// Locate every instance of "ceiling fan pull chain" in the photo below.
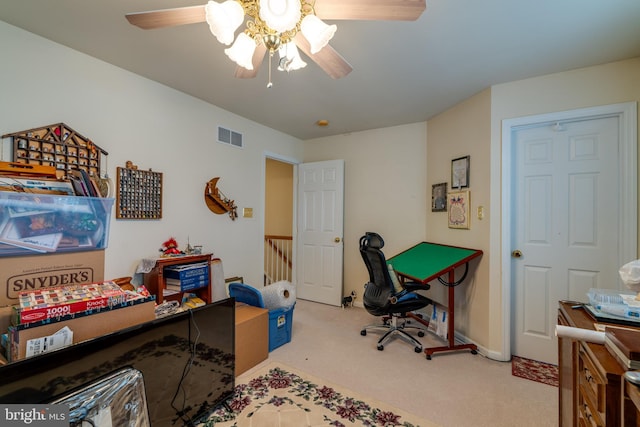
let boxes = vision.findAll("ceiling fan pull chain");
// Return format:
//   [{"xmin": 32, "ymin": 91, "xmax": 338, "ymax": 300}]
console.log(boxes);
[{"xmin": 267, "ymin": 50, "xmax": 274, "ymax": 88}]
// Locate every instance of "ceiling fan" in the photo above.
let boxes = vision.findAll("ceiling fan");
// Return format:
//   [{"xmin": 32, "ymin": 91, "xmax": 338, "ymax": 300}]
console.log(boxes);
[{"xmin": 126, "ymin": 0, "xmax": 426, "ymax": 84}]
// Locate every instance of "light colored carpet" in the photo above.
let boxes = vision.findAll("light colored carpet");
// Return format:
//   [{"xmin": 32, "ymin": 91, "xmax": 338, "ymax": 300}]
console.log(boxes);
[
  {"xmin": 249, "ymin": 299, "xmax": 558, "ymax": 427},
  {"xmin": 202, "ymin": 361, "xmax": 438, "ymax": 426}
]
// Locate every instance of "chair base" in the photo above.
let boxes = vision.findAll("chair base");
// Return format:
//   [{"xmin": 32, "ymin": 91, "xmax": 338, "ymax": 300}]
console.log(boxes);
[{"xmin": 361, "ymin": 315, "xmax": 426, "ymax": 353}]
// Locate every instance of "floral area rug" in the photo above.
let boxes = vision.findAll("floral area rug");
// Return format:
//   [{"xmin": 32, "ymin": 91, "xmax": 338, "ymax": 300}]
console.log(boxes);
[
  {"xmin": 200, "ymin": 362, "xmax": 439, "ymax": 427},
  {"xmin": 511, "ymin": 355, "xmax": 559, "ymax": 387}
]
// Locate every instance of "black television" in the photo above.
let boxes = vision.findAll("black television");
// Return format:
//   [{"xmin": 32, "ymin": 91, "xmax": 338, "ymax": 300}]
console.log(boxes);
[{"xmin": 0, "ymin": 298, "xmax": 235, "ymax": 426}]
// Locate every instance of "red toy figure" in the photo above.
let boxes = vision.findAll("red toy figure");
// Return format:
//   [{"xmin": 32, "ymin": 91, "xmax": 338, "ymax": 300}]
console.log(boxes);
[{"xmin": 160, "ymin": 237, "xmax": 182, "ymax": 256}]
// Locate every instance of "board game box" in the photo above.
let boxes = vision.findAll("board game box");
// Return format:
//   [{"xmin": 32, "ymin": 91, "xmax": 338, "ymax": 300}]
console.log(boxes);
[{"xmin": 13, "ymin": 281, "xmax": 127, "ymax": 325}]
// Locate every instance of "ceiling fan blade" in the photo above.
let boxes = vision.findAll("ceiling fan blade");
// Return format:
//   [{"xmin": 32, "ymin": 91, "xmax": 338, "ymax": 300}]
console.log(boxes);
[
  {"xmin": 294, "ymin": 34, "xmax": 353, "ymax": 79},
  {"xmin": 126, "ymin": 5, "xmax": 206, "ymax": 30},
  {"xmin": 234, "ymin": 44, "xmax": 268, "ymax": 79},
  {"xmin": 315, "ymin": 0, "xmax": 426, "ymax": 21}
]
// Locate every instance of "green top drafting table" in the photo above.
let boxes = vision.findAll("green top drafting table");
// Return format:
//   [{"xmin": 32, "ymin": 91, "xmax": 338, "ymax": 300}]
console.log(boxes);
[{"xmin": 387, "ymin": 242, "xmax": 483, "ymax": 359}]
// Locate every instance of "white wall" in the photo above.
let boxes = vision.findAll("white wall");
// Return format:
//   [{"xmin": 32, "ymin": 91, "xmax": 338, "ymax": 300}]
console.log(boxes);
[
  {"xmin": 303, "ymin": 123, "xmax": 428, "ymax": 301},
  {"xmin": 0, "ymin": 21, "xmax": 304, "ymax": 286}
]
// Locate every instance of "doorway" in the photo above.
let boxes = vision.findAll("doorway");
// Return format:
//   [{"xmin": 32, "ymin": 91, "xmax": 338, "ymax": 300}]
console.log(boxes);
[
  {"xmin": 264, "ymin": 156, "xmax": 345, "ymax": 306},
  {"xmin": 501, "ymin": 102, "xmax": 637, "ymax": 364},
  {"xmin": 264, "ymin": 158, "xmax": 295, "ymax": 285}
]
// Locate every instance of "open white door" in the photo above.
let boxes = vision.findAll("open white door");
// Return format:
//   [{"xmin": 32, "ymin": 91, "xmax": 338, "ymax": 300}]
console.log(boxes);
[{"xmin": 296, "ymin": 160, "xmax": 344, "ymax": 306}]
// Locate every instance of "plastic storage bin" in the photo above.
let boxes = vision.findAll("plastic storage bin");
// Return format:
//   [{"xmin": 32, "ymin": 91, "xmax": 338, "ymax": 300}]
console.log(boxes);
[
  {"xmin": 0, "ymin": 191, "xmax": 114, "ymax": 257},
  {"xmin": 229, "ymin": 282, "xmax": 294, "ymax": 351},
  {"xmin": 268, "ymin": 304, "xmax": 294, "ymax": 351},
  {"xmin": 228, "ymin": 282, "xmax": 265, "ymax": 307}
]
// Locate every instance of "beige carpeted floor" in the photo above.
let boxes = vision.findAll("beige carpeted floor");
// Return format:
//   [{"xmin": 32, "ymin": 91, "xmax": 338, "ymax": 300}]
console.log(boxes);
[
  {"xmin": 240, "ymin": 299, "xmax": 558, "ymax": 427},
  {"xmin": 206, "ymin": 361, "xmax": 438, "ymax": 426}
]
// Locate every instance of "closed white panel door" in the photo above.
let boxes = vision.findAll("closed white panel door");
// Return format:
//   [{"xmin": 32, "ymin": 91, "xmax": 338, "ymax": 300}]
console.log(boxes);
[
  {"xmin": 296, "ymin": 160, "xmax": 344, "ymax": 306},
  {"xmin": 512, "ymin": 116, "xmax": 619, "ymax": 364}
]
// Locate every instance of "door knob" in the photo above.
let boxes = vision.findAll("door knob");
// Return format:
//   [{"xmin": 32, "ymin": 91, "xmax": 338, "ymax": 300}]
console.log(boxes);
[
  {"xmin": 512, "ymin": 250, "xmax": 523, "ymax": 258},
  {"xmin": 334, "ymin": 237, "xmax": 341, "ymax": 243}
]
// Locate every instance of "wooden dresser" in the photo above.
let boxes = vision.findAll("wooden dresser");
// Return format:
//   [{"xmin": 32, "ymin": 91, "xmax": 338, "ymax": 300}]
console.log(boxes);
[{"xmin": 558, "ymin": 302, "xmax": 632, "ymax": 426}]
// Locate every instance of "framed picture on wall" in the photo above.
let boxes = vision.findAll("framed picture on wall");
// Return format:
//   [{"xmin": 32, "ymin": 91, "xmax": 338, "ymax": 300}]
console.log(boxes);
[
  {"xmin": 431, "ymin": 182, "xmax": 447, "ymax": 212},
  {"xmin": 451, "ymin": 155, "xmax": 470, "ymax": 189},
  {"xmin": 448, "ymin": 190, "xmax": 470, "ymax": 229}
]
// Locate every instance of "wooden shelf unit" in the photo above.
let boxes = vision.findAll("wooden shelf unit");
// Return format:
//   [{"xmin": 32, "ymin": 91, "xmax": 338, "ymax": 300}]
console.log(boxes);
[
  {"xmin": 143, "ymin": 254, "xmax": 213, "ymax": 305},
  {"xmin": 3, "ymin": 123, "xmax": 107, "ymax": 179}
]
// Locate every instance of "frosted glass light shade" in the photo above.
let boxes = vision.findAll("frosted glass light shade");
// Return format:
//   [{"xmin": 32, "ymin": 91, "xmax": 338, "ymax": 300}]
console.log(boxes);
[
  {"xmin": 259, "ymin": 0, "xmax": 302, "ymax": 33},
  {"xmin": 300, "ymin": 15, "xmax": 337, "ymax": 54},
  {"xmin": 278, "ymin": 42, "xmax": 307, "ymax": 71},
  {"xmin": 205, "ymin": 0, "xmax": 245, "ymax": 45},
  {"xmin": 224, "ymin": 33, "xmax": 257, "ymax": 70}
]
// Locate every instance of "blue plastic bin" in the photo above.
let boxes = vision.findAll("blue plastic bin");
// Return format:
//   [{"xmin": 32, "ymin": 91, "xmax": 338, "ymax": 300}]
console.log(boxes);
[
  {"xmin": 268, "ymin": 304, "xmax": 294, "ymax": 351},
  {"xmin": 228, "ymin": 282, "xmax": 294, "ymax": 351},
  {"xmin": 228, "ymin": 282, "xmax": 264, "ymax": 307}
]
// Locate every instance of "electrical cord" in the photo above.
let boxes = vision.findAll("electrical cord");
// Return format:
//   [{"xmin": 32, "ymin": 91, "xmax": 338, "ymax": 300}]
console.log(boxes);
[{"xmin": 170, "ymin": 308, "xmax": 201, "ymax": 426}]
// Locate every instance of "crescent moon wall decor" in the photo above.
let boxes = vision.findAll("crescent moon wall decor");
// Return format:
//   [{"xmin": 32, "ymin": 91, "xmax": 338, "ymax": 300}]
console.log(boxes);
[{"xmin": 204, "ymin": 177, "xmax": 238, "ymax": 220}]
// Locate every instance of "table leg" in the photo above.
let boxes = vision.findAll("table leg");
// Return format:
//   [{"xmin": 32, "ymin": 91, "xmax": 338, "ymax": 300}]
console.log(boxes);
[{"xmin": 424, "ymin": 269, "xmax": 478, "ymax": 359}]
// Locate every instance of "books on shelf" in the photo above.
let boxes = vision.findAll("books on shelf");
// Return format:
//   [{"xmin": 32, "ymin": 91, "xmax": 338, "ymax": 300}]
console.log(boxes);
[
  {"xmin": 182, "ymin": 296, "xmax": 206, "ymax": 310},
  {"xmin": 164, "ymin": 262, "xmax": 209, "ymax": 292},
  {"xmin": 604, "ymin": 326, "xmax": 640, "ymax": 369}
]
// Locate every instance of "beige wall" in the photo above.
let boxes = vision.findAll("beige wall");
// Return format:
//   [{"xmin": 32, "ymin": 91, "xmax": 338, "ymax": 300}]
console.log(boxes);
[
  {"xmin": 304, "ymin": 123, "xmax": 428, "ymax": 302},
  {"xmin": 425, "ymin": 88, "xmax": 492, "ymax": 345},
  {"xmin": 485, "ymin": 57, "xmax": 640, "ymax": 357},
  {"xmin": 0, "ymin": 22, "xmax": 304, "ymax": 288},
  {"xmin": 265, "ymin": 159, "xmax": 293, "ymax": 236},
  {"xmin": 309, "ymin": 57, "xmax": 639, "ymax": 360}
]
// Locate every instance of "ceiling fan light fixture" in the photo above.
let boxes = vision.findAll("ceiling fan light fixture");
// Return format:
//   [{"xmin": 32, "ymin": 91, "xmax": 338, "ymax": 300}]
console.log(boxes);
[
  {"xmin": 259, "ymin": 0, "xmax": 302, "ymax": 33},
  {"xmin": 205, "ymin": 0, "xmax": 245, "ymax": 45},
  {"xmin": 278, "ymin": 42, "xmax": 307, "ymax": 72},
  {"xmin": 300, "ymin": 15, "xmax": 337, "ymax": 54},
  {"xmin": 224, "ymin": 32, "xmax": 257, "ymax": 70}
]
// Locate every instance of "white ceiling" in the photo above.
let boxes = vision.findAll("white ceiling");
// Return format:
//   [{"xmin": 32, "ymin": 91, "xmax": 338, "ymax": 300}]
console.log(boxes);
[{"xmin": 2, "ymin": 0, "xmax": 640, "ymax": 140}]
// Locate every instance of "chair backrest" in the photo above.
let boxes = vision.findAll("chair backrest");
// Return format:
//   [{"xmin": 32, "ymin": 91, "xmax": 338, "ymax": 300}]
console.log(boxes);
[{"xmin": 359, "ymin": 232, "xmax": 394, "ymax": 316}]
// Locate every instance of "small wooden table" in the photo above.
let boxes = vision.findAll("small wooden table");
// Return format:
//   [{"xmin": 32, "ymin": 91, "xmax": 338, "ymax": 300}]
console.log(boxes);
[{"xmin": 387, "ymin": 242, "xmax": 483, "ymax": 359}]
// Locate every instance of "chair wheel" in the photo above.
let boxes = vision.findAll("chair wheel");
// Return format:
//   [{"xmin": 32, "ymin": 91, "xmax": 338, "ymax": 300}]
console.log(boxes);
[
  {"xmin": 471, "ymin": 349, "xmax": 478, "ymax": 355},
  {"xmin": 426, "ymin": 354, "xmax": 432, "ymax": 360},
  {"xmin": 361, "ymin": 330, "xmax": 366, "ymax": 336},
  {"xmin": 414, "ymin": 346, "xmax": 422, "ymax": 353},
  {"xmin": 377, "ymin": 344, "xmax": 384, "ymax": 351},
  {"xmin": 418, "ymin": 331, "xmax": 425, "ymax": 337}
]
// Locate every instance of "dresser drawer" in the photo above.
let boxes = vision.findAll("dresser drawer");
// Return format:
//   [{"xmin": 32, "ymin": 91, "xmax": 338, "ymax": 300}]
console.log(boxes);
[{"xmin": 578, "ymin": 382, "xmax": 603, "ymax": 427}]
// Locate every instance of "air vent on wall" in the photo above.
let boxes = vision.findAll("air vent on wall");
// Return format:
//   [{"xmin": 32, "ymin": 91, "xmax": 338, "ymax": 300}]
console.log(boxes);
[{"xmin": 217, "ymin": 126, "xmax": 243, "ymax": 148}]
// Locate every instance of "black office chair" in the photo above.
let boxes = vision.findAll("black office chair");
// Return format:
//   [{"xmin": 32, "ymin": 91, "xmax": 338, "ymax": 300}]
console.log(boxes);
[{"xmin": 359, "ymin": 232, "xmax": 432, "ymax": 352}]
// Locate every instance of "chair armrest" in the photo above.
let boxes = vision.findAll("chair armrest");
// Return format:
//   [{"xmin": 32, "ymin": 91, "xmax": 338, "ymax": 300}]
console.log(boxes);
[{"xmin": 402, "ymin": 281, "xmax": 430, "ymax": 292}]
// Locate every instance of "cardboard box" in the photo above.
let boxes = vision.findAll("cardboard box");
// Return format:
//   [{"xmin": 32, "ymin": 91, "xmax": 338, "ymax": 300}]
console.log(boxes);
[
  {"xmin": 0, "ymin": 250, "xmax": 105, "ymax": 307},
  {"xmin": 8, "ymin": 299, "xmax": 156, "ymax": 361},
  {"xmin": 235, "ymin": 302, "xmax": 268, "ymax": 376}
]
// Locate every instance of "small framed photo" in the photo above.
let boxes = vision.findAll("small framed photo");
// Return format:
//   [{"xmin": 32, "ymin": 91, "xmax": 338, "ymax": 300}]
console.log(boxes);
[
  {"xmin": 451, "ymin": 155, "xmax": 470, "ymax": 189},
  {"xmin": 431, "ymin": 182, "xmax": 447, "ymax": 212},
  {"xmin": 448, "ymin": 190, "xmax": 470, "ymax": 229}
]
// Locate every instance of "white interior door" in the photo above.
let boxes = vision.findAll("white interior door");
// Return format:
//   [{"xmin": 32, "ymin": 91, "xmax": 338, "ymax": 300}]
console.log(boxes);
[
  {"xmin": 296, "ymin": 160, "xmax": 344, "ymax": 306},
  {"xmin": 511, "ymin": 116, "xmax": 621, "ymax": 364}
]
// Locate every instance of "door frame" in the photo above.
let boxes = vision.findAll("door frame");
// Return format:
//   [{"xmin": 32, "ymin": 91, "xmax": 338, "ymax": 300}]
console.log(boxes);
[{"xmin": 500, "ymin": 102, "xmax": 637, "ymax": 359}]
